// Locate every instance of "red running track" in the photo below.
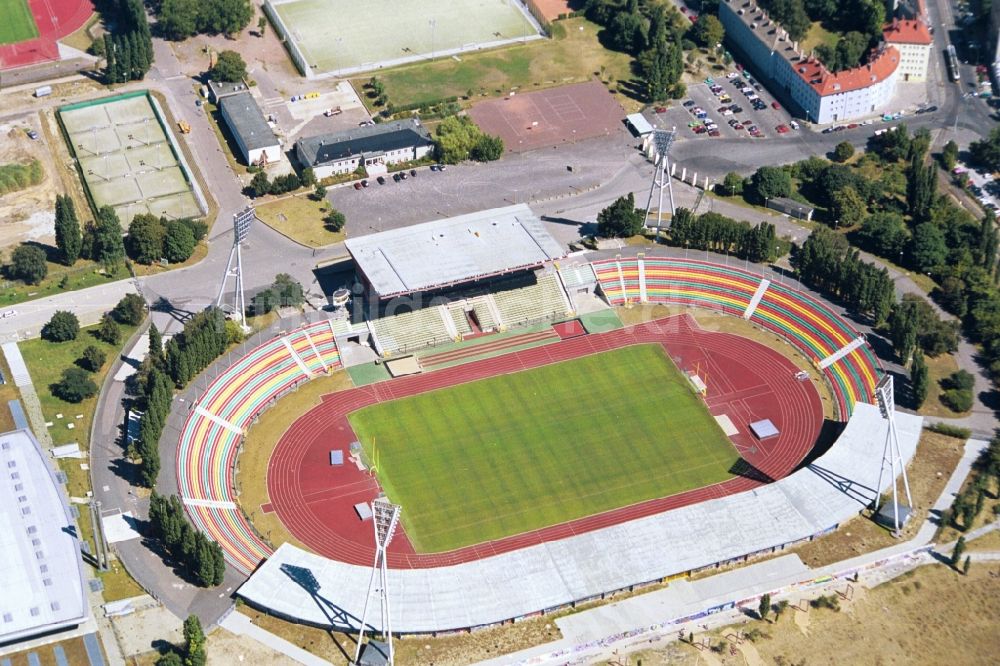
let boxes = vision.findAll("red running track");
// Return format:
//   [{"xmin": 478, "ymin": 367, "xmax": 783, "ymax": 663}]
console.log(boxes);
[
  {"xmin": 266, "ymin": 315, "xmax": 823, "ymax": 569},
  {"xmin": 0, "ymin": 0, "xmax": 94, "ymax": 69}
]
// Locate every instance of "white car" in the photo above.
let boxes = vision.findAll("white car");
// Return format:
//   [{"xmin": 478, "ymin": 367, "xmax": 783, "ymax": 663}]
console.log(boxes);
[{"xmin": 789, "ymin": 120, "xmax": 800, "ymax": 130}]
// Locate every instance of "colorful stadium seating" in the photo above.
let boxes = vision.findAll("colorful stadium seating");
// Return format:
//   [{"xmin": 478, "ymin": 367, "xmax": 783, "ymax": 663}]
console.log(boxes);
[
  {"xmin": 591, "ymin": 257, "xmax": 882, "ymax": 417},
  {"xmin": 176, "ymin": 320, "xmax": 342, "ymax": 574}
]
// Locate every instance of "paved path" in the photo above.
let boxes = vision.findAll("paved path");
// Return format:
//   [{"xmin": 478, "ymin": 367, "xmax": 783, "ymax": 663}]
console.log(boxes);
[
  {"xmin": 219, "ymin": 611, "xmax": 332, "ymax": 666},
  {"xmin": 0, "ymin": 280, "xmax": 139, "ymax": 342}
]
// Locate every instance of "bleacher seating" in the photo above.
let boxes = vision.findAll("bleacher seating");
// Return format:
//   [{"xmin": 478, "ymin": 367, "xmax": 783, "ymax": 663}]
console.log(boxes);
[
  {"xmin": 471, "ymin": 298, "xmax": 498, "ymax": 332},
  {"xmin": 492, "ymin": 274, "xmax": 571, "ymax": 327},
  {"xmin": 558, "ymin": 263, "xmax": 598, "ymax": 291},
  {"xmin": 590, "ymin": 256, "xmax": 882, "ymax": 418},
  {"xmin": 371, "ymin": 307, "xmax": 451, "ymax": 355},
  {"xmin": 448, "ymin": 305, "xmax": 474, "ymax": 337},
  {"xmin": 176, "ymin": 319, "xmax": 342, "ymax": 574}
]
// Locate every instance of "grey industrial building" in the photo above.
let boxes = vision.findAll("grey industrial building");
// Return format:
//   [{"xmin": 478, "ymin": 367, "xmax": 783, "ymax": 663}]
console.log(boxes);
[{"xmin": 294, "ymin": 119, "xmax": 434, "ymax": 179}]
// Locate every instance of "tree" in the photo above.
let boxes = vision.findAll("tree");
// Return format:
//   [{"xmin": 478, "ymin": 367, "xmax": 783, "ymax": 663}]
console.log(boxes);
[
  {"xmin": 910, "ymin": 222, "xmax": 948, "ymax": 273},
  {"xmin": 434, "ymin": 116, "xmax": 484, "ymax": 163},
  {"xmin": 969, "ymin": 127, "xmax": 1000, "ymax": 172},
  {"xmin": 692, "ymin": 14, "xmax": 724, "ymax": 47},
  {"xmin": 42, "ymin": 311, "xmax": 80, "ymax": 342},
  {"xmin": 833, "ymin": 141, "xmax": 855, "ymax": 162},
  {"xmin": 98, "ymin": 312, "xmax": 122, "ymax": 345},
  {"xmin": 324, "ymin": 209, "xmax": 346, "ymax": 232},
  {"xmin": 126, "ymin": 213, "xmax": 166, "ymax": 264},
  {"xmin": 251, "ymin": 287, "xmax": 279, "ymax": 315},
  {"xmin": 722, "ymin": 172, "xmax": 744, "ymax": 196},
  {"xmin": 257, "ymin": 15, "xmax": 266, "ymax": 37},
  {"xmin": 597, "ymin": 193, "xmax": 644, "ymax": 238},
  {"xmin": 93, "ymin": 207, "xmax": 126, "ymax": 272},
  {"xmin": 907, "ymin": 155, "xmax": 936, "ymax": 224},
  {"xmin": 749, "ymin": 166, "xmax": 791, "ymax": 202},
  {"xmin": 910, "ymin": 350, "xmax": 928, "ymax": 408},
  {"xmin": 156, "ymin": 653, "xmax": 183, "ymax": 666},
  {"xmin": 470, "ymin": 134, "xmax": 504, "ymax": 161},
  {"xmin": 940, "ymin": 140, "xmax": 959, "ymax": 171},
  {"xmin": 149, "ymin": 322, "xmax": 164, "ymax": 365},
  {"xmin": 54, "ymin": 195, "xmax": 82, "ymax": 265},
  {"xmin": 183, "ymin": 614, "xmax": 206, "ymax": 657},
  {"xmin": 54, "ymin": 367, "xmax": 98, "ymax": 402},
  {"xmin": 830, "ymin": 186, "xmax": 866, "ymax": 228},
  {"xmin": 207, "ymin": 49, "xmax": 246, "ymax": 82},
  {"xmin": 272, "ymin": 273, "xmax": 305, "ymax": 308},
  {"xmin": 758, "ymin": 593, "xmax": 771, "ymax": 621},
  {"xmin": 310, "ymin": 184, "xmax": 327, "ymax": 201},
  {"xmin": 81, "ymin": 345, "xmax": 107, "ymax": 372},
  {"xmin": 8, "ymin": 244, "xmax": 48, "ymax": 285},
  {"xmin": 113, "ymin": 293, "xmax": 147, "ymax": 325},
  {"xmin": 249, "ymin": 171, "xmax": 270, "ymax": 198},
  {"xmin": 211, "ymin": 541, "xmax": 226, "ymax": 585},
  {"xmin": 857, "ymin": 212, "xmax": 909, "ymax": 257},
  {"xmin": 300, "ymin": 167, "xmax": 316, "ymax": 187},
  {"xmin": 951, "ymin": 535, "xmax": 966, "ymax": 567},
  {"xmin": 775, "ymin": 599, "xmax": 790, "ymax": 620},
  {"xmin": 163, "ymin": 220, "xmax": 197, "ymax": 263}
]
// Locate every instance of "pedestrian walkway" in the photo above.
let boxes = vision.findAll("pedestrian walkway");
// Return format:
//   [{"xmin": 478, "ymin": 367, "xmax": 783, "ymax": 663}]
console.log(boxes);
[{"xmin": 219, "ymin": 611, "xmax": 331, "ymax": 666}]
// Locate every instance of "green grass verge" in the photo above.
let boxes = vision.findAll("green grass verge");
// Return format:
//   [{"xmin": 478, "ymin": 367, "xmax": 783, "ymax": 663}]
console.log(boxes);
[
  {"xmin": 356, "ymin": 17, "xmax": 635, "ymax": 109},
  {"xmin": 578, "ymin": 309, "xmax": 624, "ymax": 333},
  {"xmin": 20, "ymin": 320, "xmax": 139, "ymax": 450},
  {"xmin": 349, "ymin": 344, "xmax": 737, "ymax": 552},
  {"xmin": 0, "ymin": 0, "xmax": 39, "ymax": 45},
  {"xmin": 0, "ymin": 261, "xmax": 128, "ymax": 308}
]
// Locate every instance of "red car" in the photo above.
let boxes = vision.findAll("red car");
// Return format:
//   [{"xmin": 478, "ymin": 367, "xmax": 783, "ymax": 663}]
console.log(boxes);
[
  {"xmin": 771, "ymin": 101, "xmax": 781, "ymax": 110},
  {"xmin": 353, "ymin": 182, "xmax": 362, "ymax": 190},
  {"xmin": 776, "ymin": 124, "xmax": 789, "ymax": 134},
  {"xmin": 708, "ymin": 130, "xmax": 721, "ymax": 137},
  {"xmin": 654, "ymin": 106, "xmax": 667, "ymax": 113}
]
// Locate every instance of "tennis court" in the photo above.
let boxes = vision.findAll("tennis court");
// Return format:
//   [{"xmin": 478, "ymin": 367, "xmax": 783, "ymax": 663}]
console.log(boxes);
[
  {"xmin": 59, "ymin": 93, "xmax": 202, "ymax": 226},
  {"xmin": 266, "ymin": 0, "xmax": 543, "ymax": 77}
]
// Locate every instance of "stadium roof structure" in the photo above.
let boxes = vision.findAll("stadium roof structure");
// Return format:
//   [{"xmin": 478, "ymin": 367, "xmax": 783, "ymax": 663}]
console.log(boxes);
[
  {"xmin": 345, "ymin": 204, "xmax": 566, "ymax": 299},
  {"xmin": 0, "ymin": 429, "xmax": 87, "ymax": 644},
  {"xmin": 238, "ymin": 403, "xmax": 922, "ymax": 633}
]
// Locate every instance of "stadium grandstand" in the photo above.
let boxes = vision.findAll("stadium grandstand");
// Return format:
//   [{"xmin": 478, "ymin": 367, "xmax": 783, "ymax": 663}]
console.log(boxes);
[
  {"xmin": 589, "ymin": 256, "xmax": 882, "ymax": 418},
  {"xmin": 0, "ymin": 429, "xmax": 88, "ymax": 644}
]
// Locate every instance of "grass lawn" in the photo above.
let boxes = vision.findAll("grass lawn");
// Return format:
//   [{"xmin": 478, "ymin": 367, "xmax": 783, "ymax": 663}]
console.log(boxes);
[
  {"xmin": 920, "ymin": 352, "xmax": 969, "ymax": 418},
  {"xmin": 800, "ymin": 21, "xmax": 840, "ymax": 54},
  {"xmin": 355, "ymin": 17, "xmax": 635, "ymax": 110},
  {"xmin": 0, "ymin": 261, "xmax": 128, "ymax": 308},
  {"xmin": 349, "ymin": 343, "xmax": 737, "ymax": 552},
  {"xmin": 0, "ymin": 0, "xmax": 38, "ymax": 45},
  {"xmin": 253, "ymin": 194, "xmax": 346, "ymax": 248}
]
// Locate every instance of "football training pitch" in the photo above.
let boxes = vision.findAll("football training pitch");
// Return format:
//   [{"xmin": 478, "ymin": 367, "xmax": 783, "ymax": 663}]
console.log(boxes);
[
  {"xmin": 0, "ymin": 0, "xmax": 39, "ymax": 45},
  {"xmin": 349, "ymin": 344, "xmax": 738, "ymax": 553},
  {"xmin": 266, "ymin": 0, "xmax": 542, "ymax": 77}
]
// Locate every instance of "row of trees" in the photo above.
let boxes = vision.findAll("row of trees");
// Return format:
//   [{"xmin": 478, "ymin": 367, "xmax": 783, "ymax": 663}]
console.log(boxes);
[
  {"xmin": 132, "ymin": 323, "xmax": 170, "ymax": 486},
  {"xmin": 759, "ymin": 0, "xmax": 884, "ymax": 51},
  {"xmin": 943, "ymin": 433, "xmax": 1000, "ymax": 532},
  {"xmin": 163, "ymin": 307, "xmax": 229, "ymax": 388},
  {"xmin": 669, "ymin": 208, "xmax": 780, "ymax": 263},
  {"xmin": 434, "ymin": 116, "xmax": 504, "ymax": 164},
  {"xmin": 101, "ymin": 0, "xmax": 154, "ymax": 83},
  {"xmin": 154, "ymin": 0, "xmax": 254, "ymax": 40},
  {"xmin": 250, "ymin": 273, "xmax": 305, "ymax": 316},
  {"xmin": 583, "ymin": 0, "xmax": 686, "ymax": 101},
  {"xmin": 157, "ymin": 615, "xmax": 208, "ymax": 666},
  {"xmin": 148, "ymin": 492, "xmax": 226, "ymax": 587},
  {"xmin": 126, "ymin": 215, "xmax": 207, "ymax": 265},
  {"xmin": 247, "ymin": 169, "xmax": 313, "ymax": 198},
  {"xmin": 795, "ymin": 227, "xmax": 895, "ymax": 324}
]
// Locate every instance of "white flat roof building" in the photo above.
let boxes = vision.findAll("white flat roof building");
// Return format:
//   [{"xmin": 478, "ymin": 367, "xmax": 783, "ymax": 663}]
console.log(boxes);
[
  {"xmin": 0, "ymin": 429, "xmax": 87, "ymax": 644},
  {"xmin": 345, "ymin": 204, "xmax": 566, "ymax": 299}
]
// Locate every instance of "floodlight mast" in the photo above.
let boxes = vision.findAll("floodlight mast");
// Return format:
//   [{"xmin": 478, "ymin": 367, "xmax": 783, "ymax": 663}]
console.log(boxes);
[
  {"xmin": 872, "ymin": 374, "xmax": 913, "ymax": 535},
  {"xmin": 643, "ymin": 128, "xmax": 677, "ymax": 238},
  {"xmin": 354, "ymin": 498, "xmax": 401, "ymax": 666},
  {"xmin": 216, "ymin": 207, "xmax": 255, "ymax": 331}
]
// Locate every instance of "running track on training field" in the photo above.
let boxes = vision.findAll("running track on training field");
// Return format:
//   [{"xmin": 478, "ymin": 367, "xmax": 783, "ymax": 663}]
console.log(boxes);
[
  {"xmin": 266, "ymin": 314, "xmax": 824, "ymax": 569},
  {"xmin": 0, "ymin": 0, "xmax": 94, "ymax": 69}
]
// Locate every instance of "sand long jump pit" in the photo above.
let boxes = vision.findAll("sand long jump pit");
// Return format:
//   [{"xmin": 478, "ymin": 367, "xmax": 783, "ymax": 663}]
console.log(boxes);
[
  {"xmin": 264, "ymin": 0, "xmax": 545, "ymax": 78},
  {"xmin": 58, "ymin": 92, "xmax": 204, "ymax": 226}
]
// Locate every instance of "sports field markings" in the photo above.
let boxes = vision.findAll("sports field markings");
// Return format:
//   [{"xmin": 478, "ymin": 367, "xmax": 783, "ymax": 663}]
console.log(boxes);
[
  {"xmin": 0, "ymin": 0, "xmax": 40, "ymax": 45},
  {"xmin": 349, "ymin": 343, "xmax": 739, "ymax": 553}
]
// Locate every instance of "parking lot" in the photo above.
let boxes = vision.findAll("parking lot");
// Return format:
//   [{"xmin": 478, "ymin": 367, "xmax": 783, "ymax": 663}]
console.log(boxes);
[
  {"xmin": 959, "ymin": 162, "xmax": 999, "ymax": 212},
  {"xmin": 654, "ymin": 71, "xmax": 796, "ymax": 142}
]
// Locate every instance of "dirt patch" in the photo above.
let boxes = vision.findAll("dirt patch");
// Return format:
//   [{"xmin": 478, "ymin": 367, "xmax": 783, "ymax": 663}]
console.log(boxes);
[
  {"xmin": 238, "ymin": 371, "xmax": 353, "ymax": 551},
  {"xmin": 652, "ymin": 564, "xmax": 1000, "ymax": 666},
  {"xmin": 617, "ymin": 304, "xmax": 836, "ymax": 420},
  {"xmin": 530, "ymin": 0, "xmax": 576, "ymax": 22},
  {"xmin": 0, "ymin": 114, "xmax": 62, "ymax": 249}
]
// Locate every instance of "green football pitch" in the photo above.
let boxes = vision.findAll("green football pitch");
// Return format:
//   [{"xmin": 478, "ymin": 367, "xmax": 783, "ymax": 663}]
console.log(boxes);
[
  {"xmin": 0, "ymin": 0, "xmax": 39, "ymax": 45},
  {"xmin": 348, "ymin": 344, "xmax": 738, "ymax": 553}
]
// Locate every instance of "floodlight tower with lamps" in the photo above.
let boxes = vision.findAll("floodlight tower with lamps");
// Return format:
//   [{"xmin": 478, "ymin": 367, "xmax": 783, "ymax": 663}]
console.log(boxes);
[
  {"xmin": 216, "ymin": 206, "xmax": 255, "ymax": 331},
  {"xmin": 354, "ymin": 497, "xmax": 401, "ymax": 666},
  {"xmin": 643, "ymin": 128, "xmax": 677, "ymax": 237},
  {"xmin": 872, "ymin": 374, "xmax": 913, "ymax": 535}
]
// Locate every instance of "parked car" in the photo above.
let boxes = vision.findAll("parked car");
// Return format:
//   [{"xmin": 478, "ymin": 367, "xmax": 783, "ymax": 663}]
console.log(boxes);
[
  {"xmin": 730, "ymin": 105, "xmax": 744, "ymax": 113},
  {"xmin": 353, "ymin": 182, "xmax": 362, "ymax": 190},
  {"xmin": 771, "ymin": 101, "xmax": 781, "ymax": 110},
  {"xmin": 377, "ymin": 176, "xmax": 386, "ymax": 184},
  {"xmin": 708, "ymin": 130, "xmax": 721, "ymax": 137},
  {"xmin": 776, "ymin": 124, "xmax": 789, "ymax": 133},
  {"xmin": 410, "ymin": 169, "xmax": 417, "ymax": 176},
  {"xmin": 822, "ymin": 126, "xmax": 835, "ymax": 134},
  {"xmin": 26, "ymin": 130, "xmax": 39, "ymax": 140},
  {"xmin": 654, "ymin": 106, "xmax": 668, "ymax": 113},
  {"xmin": 683, "ymin": 99, "xmax": 696, "ymax": 107},
  {"xmin": 789, "ymin": 120, "xmax": 800, "ymax": 130},
  {"xmin": 361, "ymin": 179, "xmax": 369, "ymax": 187},
  {"xmin": 392, "ymin": 173, "xmax": 401, "ymax": 182}
]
